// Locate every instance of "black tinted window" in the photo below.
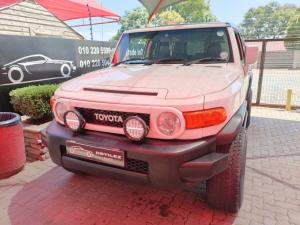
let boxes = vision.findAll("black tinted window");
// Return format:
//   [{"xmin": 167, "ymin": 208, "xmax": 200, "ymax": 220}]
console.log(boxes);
[{"xmin": 115, "ymin": 28, "xmax": 232, "ymax": 63}]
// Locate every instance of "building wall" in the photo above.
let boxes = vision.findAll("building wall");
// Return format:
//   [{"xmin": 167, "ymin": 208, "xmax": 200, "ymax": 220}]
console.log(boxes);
[
  {"xmin": 0, "ymin": 0, "xmax": 83, "ymax": 40},
  {"xmin": 247, "ymin": 40, "xmax": 300, "ymax": 69}
]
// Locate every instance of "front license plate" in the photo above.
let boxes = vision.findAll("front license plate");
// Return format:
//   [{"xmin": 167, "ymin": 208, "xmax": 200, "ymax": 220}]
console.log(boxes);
[{"xmin": 66, "ymin": 141, "xmax": 125, "ymax": 167}]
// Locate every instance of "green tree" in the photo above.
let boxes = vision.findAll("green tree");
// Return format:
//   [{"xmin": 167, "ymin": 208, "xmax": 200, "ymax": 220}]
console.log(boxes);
[
  {"xmin": 169, "ymin": 0, "xmax": 217, "ymax": 23},
  {"xmin": 110, "ymin": 0, "xmax": 217, "ymax": 41},
  {"xmin": 240, "ymin": 1, "xmax": 297, "ymax": 39},
  {"xmin": 286, "ymin": 8, "xmax": 300, "ymax": 38},
  {"xmin": 158, "ymin": 10, "xmax": 185, "ymax": 25},
  {"xmin": 285, "ymin": 8, "xmax": 300, "ymax": 49},
  {"xmin": 110, "ymin": 7, "xmax": 149, "ymax": 41}
]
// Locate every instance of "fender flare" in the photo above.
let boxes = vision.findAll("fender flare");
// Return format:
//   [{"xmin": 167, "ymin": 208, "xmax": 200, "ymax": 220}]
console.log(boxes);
[
  {"xmin": 216, "ymin": 101, "xmax": 247, "ymax": 145},
  {"xmin": 246, "ymin": 72, "xmax": 253, "ymax": 101}
]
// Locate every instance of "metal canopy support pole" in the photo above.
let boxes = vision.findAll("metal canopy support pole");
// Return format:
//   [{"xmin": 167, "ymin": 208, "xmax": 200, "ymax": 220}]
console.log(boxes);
[
  {"xmin": 148, "ymin": 0, "xmax": 164, "ymax": 22},
  {"xmin": 87, "ymin": 4, "xmax": 93, "ymax": 41},
  {"xmin": 256, "ymin": 40, "xmax": 267, "ymax": 105},
  {"xmin": 100, "ymin": 0, "xmax": 104, "ymax": 41}
]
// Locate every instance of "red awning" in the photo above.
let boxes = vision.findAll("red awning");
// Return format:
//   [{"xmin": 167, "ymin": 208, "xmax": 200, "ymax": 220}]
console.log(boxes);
[
  {"xmin": 36, "ymin": 0, "xmax": 119, "ymax": 21},
  {"xmin": 0, "ymin": 0, "xmax": 21, "ymax": 8},
  {"xmin": 0, "ymin": 0, "xmax": 119, "ymax": 22}
]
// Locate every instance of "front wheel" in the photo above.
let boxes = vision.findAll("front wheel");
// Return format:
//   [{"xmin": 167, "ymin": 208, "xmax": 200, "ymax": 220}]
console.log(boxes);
[{"xmin": 206, "ymin": 128, "xmax": 247, "ymax": 213}]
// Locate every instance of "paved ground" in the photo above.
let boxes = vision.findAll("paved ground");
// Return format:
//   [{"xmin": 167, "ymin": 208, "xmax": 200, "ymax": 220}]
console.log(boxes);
[
  {"xmin": 1, "ymin": 107, "xmax": 300, "ymax": 225},
  {"xmin": 252, "ymin": 69, "xmax": 300, "ymax": 106}
]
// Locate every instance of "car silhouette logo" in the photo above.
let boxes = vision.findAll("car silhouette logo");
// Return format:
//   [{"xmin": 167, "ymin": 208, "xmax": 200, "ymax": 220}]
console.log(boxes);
[{"xmin": 1, "ymin": 54, "xmax": 76, "ymax": 84}]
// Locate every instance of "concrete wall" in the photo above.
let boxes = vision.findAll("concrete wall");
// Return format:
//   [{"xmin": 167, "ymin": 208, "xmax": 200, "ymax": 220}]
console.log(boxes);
[{"xmin": 0, "ymin": 0, "xmax": 83, "ymax": 40}]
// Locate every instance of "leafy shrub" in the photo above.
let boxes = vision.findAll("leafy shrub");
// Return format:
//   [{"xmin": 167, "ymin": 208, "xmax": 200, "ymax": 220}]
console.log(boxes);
[{"xmin": 10, "ymin": 84, "xmax": 59, "ymax": 122}]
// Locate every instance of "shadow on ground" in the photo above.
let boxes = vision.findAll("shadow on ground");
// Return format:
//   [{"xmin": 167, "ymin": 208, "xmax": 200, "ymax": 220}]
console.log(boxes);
[{"xmin": 8, "ymin": 166, "xmax": 235, "ymax": 225}]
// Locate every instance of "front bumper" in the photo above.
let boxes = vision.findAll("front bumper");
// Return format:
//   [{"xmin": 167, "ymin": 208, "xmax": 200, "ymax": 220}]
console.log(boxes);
[
  {"xmin": 46, "ymin": 101, "xmax": 247, "ymax": 189},
  {"xmin": 47, "ymin": 122, "xmax": 228, "ymax": 188}
]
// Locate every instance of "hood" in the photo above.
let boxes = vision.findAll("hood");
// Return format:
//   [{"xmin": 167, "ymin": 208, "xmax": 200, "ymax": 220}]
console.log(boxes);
[{"xmin": 59, "ymin": 64, "xmax": 239, "ymax": 101}]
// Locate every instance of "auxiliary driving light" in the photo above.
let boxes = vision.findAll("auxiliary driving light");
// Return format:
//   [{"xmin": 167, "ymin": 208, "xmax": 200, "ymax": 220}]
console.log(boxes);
[
  {"xmin": 123, "ymin": 116, "xmax": 149, "ymax": 141},
  {"xmin": 64, "ymin": 110, "xmax": 85, "ymax": 132}
]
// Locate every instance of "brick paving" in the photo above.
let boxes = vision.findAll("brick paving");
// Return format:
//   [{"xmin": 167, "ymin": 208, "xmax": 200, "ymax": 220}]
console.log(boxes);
[{"xmin": 0, "ymin": 107, "xmax": 300, "ymax": 225}]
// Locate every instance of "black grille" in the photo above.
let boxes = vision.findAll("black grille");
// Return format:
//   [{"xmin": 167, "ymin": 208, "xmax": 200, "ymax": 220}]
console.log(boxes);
[
  {"xmin": 126, "ymin": 158, "xmax": 149, "ymax": 174},
  {"xmin": 76, "ymin": 108, "xmax": 150, "ymax": 128}
]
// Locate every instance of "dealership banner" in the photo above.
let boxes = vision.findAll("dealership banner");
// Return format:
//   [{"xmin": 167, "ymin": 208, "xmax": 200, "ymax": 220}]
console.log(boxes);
[{"xmin": 0, "ymin": 35, "xmax": 115, "ymax": 111}]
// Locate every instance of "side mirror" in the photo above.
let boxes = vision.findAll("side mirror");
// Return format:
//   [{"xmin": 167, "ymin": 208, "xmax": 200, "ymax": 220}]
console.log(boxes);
[
  {"xmin": 110, "ymin": 50, "xmax": 120, "ymax": 66},
  {"xmin": 110, "ymin": 48, "xmax": 115, "ymax": 63},
  {"xmin": 245, "ymin": 45, "xmax": 259, "ymax": 65}
]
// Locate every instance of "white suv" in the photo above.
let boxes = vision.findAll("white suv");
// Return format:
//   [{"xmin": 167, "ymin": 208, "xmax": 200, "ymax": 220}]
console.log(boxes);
[{"xmin": 47, "ymin": 23, "xmax": 258, "ymax": 212}]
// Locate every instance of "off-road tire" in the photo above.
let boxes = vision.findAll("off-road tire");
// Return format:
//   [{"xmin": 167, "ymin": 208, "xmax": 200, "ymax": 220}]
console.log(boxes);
[
  {"xmin": 246, "ymin": 89, "xmax": 252, "ymax": 128},
  {"xmin": 206, "ymin": 128, "xmax": 247, "ymax": 213}
]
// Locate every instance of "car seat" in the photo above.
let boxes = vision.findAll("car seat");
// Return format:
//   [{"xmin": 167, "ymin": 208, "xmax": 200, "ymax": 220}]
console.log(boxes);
[
  {"xmin": 207, "ymin": 43, "xmax": 222, "ymax": 58},
  {"xmin": 173, "ymin": 42, "xmax": 186, "ymax": 58},
  {"xmin": 158, "ymin": 42, "xmax": 170, "ymax": 58}
]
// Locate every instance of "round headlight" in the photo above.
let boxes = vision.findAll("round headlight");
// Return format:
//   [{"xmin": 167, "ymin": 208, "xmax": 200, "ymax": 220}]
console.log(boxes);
[
  {"xmin": 55, "ymin": 101, "xmax": 68, "ymax": 122},
  {"xmin": 64, "ymin": 110, "xmax": 85, "ymax": 132},
  {"xmin": 124, "ymin": 116, "xmax": 149, "ymax": 141},
  {"xmin": 157, "ymin": 112, "xmax": 181, "ymax": 136}
]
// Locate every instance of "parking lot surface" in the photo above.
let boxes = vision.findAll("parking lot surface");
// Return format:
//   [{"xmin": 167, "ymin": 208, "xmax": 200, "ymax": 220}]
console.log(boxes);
[{"xmin": 0, "ymin": 107, "xmax": 300, "ymax": 225}]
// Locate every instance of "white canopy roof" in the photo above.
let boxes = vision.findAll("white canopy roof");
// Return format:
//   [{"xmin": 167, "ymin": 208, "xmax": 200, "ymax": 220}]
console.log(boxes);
[{"xmin": 138, "ymin": 0, "xmax": 186, "ymax": 21}]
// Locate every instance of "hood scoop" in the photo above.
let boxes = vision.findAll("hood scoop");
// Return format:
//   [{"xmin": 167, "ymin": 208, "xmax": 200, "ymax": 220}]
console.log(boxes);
[{"xmin": 83, "ymin": 87, "xmax": 158, "ymax": 96}]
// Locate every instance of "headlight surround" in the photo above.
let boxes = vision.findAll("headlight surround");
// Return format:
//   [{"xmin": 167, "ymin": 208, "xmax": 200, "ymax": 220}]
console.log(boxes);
[
  {"xmin": 54, "ymin": 101, "xmax": 68, "ymax": 122},
  {"xmin": 157, "ymin": 112, "xmax": 181, "ymax": 136}
]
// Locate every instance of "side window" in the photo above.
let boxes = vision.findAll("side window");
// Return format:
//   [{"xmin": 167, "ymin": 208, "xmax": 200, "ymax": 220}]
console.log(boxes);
[
  {"xmin": 19, "ymin": 56, "xmax": 44, "ymax": 62},
  {"xmin": 239, "ymin": 34, "xmax": 246, "ymax": 57},
  {"xmin": 235, "ymin": 33, "xmax": 245, "ymax": 61}
]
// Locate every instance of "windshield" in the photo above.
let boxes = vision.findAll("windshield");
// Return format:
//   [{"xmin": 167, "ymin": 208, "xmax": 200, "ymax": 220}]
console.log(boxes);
[{"xmin": 113, "ymin": 27, "xmax": 232, "ymax": 65}]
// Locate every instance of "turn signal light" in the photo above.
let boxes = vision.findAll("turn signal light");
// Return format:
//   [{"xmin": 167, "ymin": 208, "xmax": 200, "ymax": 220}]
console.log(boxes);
[
  {"xmin": 50, "ymin": 96, "xmax": 56, "ymax": 112},
  {"xmin": 183, "ymin": 108, "xmax": 227, "ymax": 129}
]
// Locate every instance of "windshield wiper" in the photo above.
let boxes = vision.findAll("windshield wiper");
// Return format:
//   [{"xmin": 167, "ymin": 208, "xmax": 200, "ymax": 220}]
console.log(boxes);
[
  {"xmin": 113, "ymin": 58, "xmax": 152, "ymax": 66},
  {"xmin": 183, "ymin": 57, "xmax": 228, "ymax": 66},
  {"xmin": 155, "ymin": 58, "xmax": 186, "ymax": 64}
]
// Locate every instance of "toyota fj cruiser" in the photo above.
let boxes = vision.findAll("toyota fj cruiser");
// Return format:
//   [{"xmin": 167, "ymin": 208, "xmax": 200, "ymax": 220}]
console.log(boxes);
[{"xmin": 47, "ymin": 23, "xmax": 258, "ymax": 212}]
